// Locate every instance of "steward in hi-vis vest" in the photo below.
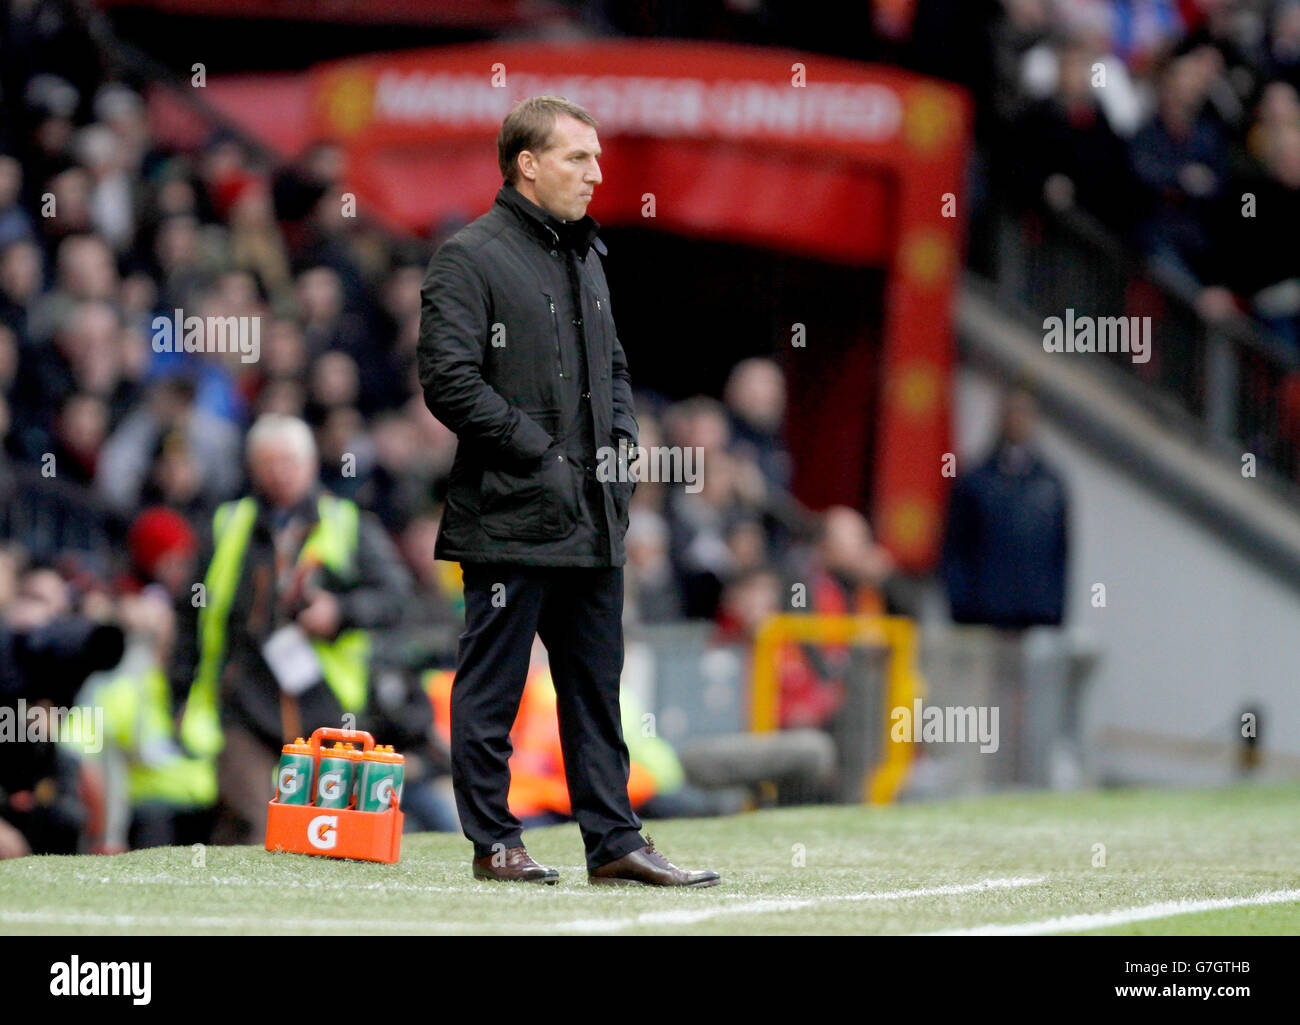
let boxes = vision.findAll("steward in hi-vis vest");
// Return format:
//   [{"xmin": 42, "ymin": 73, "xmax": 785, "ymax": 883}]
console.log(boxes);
[{"xmin": 170, "ymin": 414, "xmax": 412, "ymax": 844}]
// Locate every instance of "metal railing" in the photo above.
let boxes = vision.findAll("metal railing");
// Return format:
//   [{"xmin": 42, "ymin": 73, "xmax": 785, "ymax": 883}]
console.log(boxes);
[{"xmin": 977, "ymin": 197, "xmax": 1300, "ymax": 495}]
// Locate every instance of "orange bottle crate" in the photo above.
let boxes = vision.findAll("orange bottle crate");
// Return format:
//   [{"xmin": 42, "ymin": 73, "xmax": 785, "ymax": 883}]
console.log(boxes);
[{"xmin": 265, "ymin": 727, "xmax": 404, "ymax": 864}]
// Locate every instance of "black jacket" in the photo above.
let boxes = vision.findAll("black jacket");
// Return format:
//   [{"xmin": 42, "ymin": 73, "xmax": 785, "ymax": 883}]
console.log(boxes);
[
  {"xmin": 941, "ymin": 442, "xmax": 1069, "ymax": 629},
  {"xmin": 418, "ymin": 183, "xmax": 638, "ymax": 567}
]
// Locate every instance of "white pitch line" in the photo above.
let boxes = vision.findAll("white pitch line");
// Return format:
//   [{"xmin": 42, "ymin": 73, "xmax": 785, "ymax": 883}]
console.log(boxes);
[
  {"xmin": 924, "ymin": 888, "xmax": 1300, "ymax": 936},
  {"xmin": 61, "ymin": 871, "xmax": 606, "ymax": 897},
  {"xmin": 66, "ymin": 872, "xmax": 472, "ymax": 896},
  {"xmin": 55, "ymin": 869, "xmax": 766, "ymax": 900},
  {"xmin": 0, "ymin": 909, "xmax": 485, "ymax": 933},
  {"xmin": 552, "ymin": 876, "xmax": 1047, "ymax": 933},
  {"xmin": 0, "ymin": 876, "xmax": 1047, "ymax": 935}
]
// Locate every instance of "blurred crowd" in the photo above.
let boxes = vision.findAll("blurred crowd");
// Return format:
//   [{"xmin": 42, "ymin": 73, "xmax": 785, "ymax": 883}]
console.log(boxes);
[
  {"xmin": 0, "ymin": 0, "xmax": 1109, "ymax": 858},
  {"xmin": 589, "ymin": 0, "xmax": 1300, "ymax": 353},
  {"xmin": 0, "ymin": 3, "xmax": 918, "ymax": 856},
  {"xmin": 986, "ymin": 0, "xmax": 1300, "ymax": 351}
]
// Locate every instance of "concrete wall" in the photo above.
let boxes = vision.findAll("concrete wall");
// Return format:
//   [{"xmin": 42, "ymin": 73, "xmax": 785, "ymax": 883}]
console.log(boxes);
[{"xmin": 941, "ymin": 366, "xmax": 1300, "ymax": 785}]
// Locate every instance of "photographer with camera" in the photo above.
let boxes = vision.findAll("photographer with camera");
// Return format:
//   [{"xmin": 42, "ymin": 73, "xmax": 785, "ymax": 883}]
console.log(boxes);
[{"xmin": 0, "ymin": 555, "xmax": 125, "ymax": 857}]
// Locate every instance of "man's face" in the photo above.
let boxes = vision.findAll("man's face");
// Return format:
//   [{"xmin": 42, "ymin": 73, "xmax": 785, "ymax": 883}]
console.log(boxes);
[
  {"xmin": 249, "ymin": 439, "xmax": 315, "ymax": 509},
  {"xmin": 1001, "ymin": 392, "xmax": 1039, "ymax": 446},
  {"xmin": 521, "ymin": 114, "xmax": 602, "ymax": 222}
]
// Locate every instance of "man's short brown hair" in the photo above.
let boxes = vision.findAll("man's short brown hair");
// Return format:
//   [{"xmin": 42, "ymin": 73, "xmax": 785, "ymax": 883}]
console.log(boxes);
[{"xmin": 498, "ymin": 95, "xmax": 598, "ymax": 184}]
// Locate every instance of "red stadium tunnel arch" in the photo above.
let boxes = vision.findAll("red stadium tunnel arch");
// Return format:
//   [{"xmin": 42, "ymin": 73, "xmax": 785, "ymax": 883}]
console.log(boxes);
[{"xmin": 161, "ymin": 40, "xmax": 971, "ymax": 570}]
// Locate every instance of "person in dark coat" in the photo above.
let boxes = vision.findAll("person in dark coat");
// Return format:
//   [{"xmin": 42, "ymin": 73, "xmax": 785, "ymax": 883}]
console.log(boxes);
[
  {"xmin": 417, "ymin": 95, "xmax": 718, "ymax": 887},
  {"xmin": 942, "ymin": 388, "xmax": 1069, "ymax": 630}
]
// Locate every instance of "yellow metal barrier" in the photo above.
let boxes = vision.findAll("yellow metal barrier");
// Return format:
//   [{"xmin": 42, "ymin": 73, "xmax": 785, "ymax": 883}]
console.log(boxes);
[{"xmin": 749, "ymin": 614, "xmax": 924, "ymax": 805}]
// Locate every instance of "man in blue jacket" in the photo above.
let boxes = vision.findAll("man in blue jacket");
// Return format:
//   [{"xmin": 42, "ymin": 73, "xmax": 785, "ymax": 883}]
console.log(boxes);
[{"xmin": 942, "ymin": 388, "xmax": 1069, "ymax": 629}]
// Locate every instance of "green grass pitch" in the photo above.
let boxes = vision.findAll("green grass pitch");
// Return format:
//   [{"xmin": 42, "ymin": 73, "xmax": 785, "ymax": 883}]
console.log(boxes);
[{"xmin": 2, "ymin": 780, "xmax": 1297, "ymax": 935}]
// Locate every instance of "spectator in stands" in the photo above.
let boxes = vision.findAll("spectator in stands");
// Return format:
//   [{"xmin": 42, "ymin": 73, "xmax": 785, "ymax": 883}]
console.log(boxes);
[
  {"xmin": 989, "ymin": 0, "xmax": 1056, "ymax": 133},
  {"xmin": 150, "ymin": 213, "xmax": 212, "ymax": 318},
  {"xmin": 712, "ymin": 565, "xmax": 842, "ymax": 749},
  {"xmin": 1173, "ymin": 40, "xmax": 1250, "ymax": 143},
  {"xmin": 27, "ymin": 233, "xmax": 118, "ymax": 346},
  {"xmin": 50, "ymin": 392, "xmax": 108, "ymax": 487},
  {"xmin": 315, "ymin": 404, "xmax": 373, "ymax": 501},
  {"xmin": 354, "ymin": 411, "xmax": 438, "ymax": 534},
  {"xmin": 306, "ymin": 349, "xmax": 362, "ymax": 423},
  {"xmin": 0, "ymin": 238, "xmax": 42, "ymax": 341},
  {"xmin": 37, "ymin": 166, "xmax": 95, "ymax": 261},
  {"xmin": 1130, "ymin": 52, "xmax": 1230, "ymax": 292},
  {"xmin": 75, "ymin": 123, "xmax": 135, "ymax": 255},
  {"xmin": 0, "ymin": 322, "xmax": 18, "ymax": 404},
  {"xmin": 139, "ymin": 428, "xmax": 211, "ymax": 521},
  {"xmin": 1245, "ymin": 79, "xmax": 1300, "ymax": 164},
  {"xmin": 942, "ymin": 387, "xmax": 1069, "ymax": 629},
  {"xmin": 0, "ymin": 156, "xmax": 34, "ymax": 249},
  {"xmin": 1013, "ymin": 39, "xmax": 1137, "ymax": 231},
  {"xmin": 803, "ymin": 505, "xmax": 896, "ymax": 617},
  {"xmin": 667, "ymin": 446, "xmax": 766, "ymax": 618},
  {"xmin": 227, "ymin": 177, "xmax": 293, "ymax": 306},
  {"xmin": 1180, "ymin": 0, "xmax": 1266, "ymax": 114},
  {"xmin": 1209, "ymin": 121, "xmax": 1300, "ymax": 352},
  {"xmin": 1065, "ymin": 0, "xmax": 1186, "ymax": 73},
  {"xmin": 296, "ymin": 265, "xmax": 400, "ymax": 414},
  {"xmin": 752, "ymin": 506, "xmax": 895, "ymax": 737},
  {"xmin": 624, "ymin": 403, "xmax": 670, "ymax": 520},
  {"xmin": 1265, "ymin": 0, "xmax": 1300, "ymax": 93},
  {"xmin": 723, "ymin": 357, "xmax": 793, "ymax": 492},
  {"xmin": 394, "ymin": 509, "xmax": 464, "ymax": 638},
  {"xmin": 664, "ymin": 396, "xmax": 768, "ymax": 618},
  {"xmin": 624, "ymin": 508, "xmax": 682, "ymax": 623},
  {"xmin": 96, "ymin": 375, "xmax": 242, "ymax": 518}
]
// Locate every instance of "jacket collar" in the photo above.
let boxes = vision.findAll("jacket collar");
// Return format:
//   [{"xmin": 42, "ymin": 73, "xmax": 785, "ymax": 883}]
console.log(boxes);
[
  {"xmin": 991, "ymin": 441, "xmax": 1041, "ymax": 478},
  {"xmin": 495, "ymin": 183, "xmax": 605, "ymax": 259},
  {"xmin": 256, "ymin": 486, "xmax": 323, "ymax": 531}
]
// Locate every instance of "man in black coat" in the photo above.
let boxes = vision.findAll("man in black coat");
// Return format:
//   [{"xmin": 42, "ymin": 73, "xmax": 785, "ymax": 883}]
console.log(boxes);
[
  {"xmin": 941, "ymin": 388, "xmax": 1069, "ymax": 629},
  {"xmin": 418, "ymin": 95, "xmax": 717, "ymax": 886}
]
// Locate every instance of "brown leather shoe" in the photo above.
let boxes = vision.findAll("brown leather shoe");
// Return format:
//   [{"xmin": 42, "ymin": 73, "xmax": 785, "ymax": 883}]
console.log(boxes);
[
  {"xmin": 588, "ymin": 835, "xmax": 720, "ymax": 887},
  {"xmin": 472, "ymin": 845, "xmax": 559, "ymax": 884}
]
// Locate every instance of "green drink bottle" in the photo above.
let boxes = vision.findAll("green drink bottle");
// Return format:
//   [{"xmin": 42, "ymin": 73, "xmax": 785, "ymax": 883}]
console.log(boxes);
[
  {"xmin": 356, "ymin": 745, "xmax": 405, "ymax": 812},
  {"xmin": 275, "ymin": 738, "xmax": 315, "ymax": 806},
  {"xmin": 315, "ymin": 742, "xmax": 360, "ymax": 809}
]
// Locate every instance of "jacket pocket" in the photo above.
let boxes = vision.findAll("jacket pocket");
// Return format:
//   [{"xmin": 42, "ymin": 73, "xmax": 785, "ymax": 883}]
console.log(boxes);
[
  {"xmin": 611, "ymin": 477, "xmax": 634, "ymax": 531},
  {"xmin": 541, "ymin": 290, "xmax": 566, "ymax": 380},
  {"xmin": 479, "ymin": 447, "xmax": 579, "ymax": 541},
  {"xmin": 592, "ymin": 292, "xmax": 613, "ymax": 378},
  {"xmin": 607, "ymin": 436, "xmax": 636, "ymax": 529}
]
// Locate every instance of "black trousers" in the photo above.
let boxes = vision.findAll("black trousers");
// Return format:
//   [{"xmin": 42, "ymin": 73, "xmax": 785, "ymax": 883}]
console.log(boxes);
[{"xmin": 450, "ymin": 562, "xmax": 645, "ymax": 870}]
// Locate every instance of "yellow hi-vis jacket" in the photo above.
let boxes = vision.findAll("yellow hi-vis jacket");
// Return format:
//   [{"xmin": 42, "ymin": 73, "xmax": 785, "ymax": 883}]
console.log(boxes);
[
  {"xmin": 95, "ymin": 664, "xmax": 218, "ymax": 807},
  {"xmin": 179, "ymin": 494, "xmax": 370, "ymax": 758}
]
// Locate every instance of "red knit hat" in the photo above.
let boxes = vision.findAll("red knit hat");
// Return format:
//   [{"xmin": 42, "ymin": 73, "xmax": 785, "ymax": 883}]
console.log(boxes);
[{"xmin": 128, "ymin": 507, "xmax": 197, "ymax": 577}]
